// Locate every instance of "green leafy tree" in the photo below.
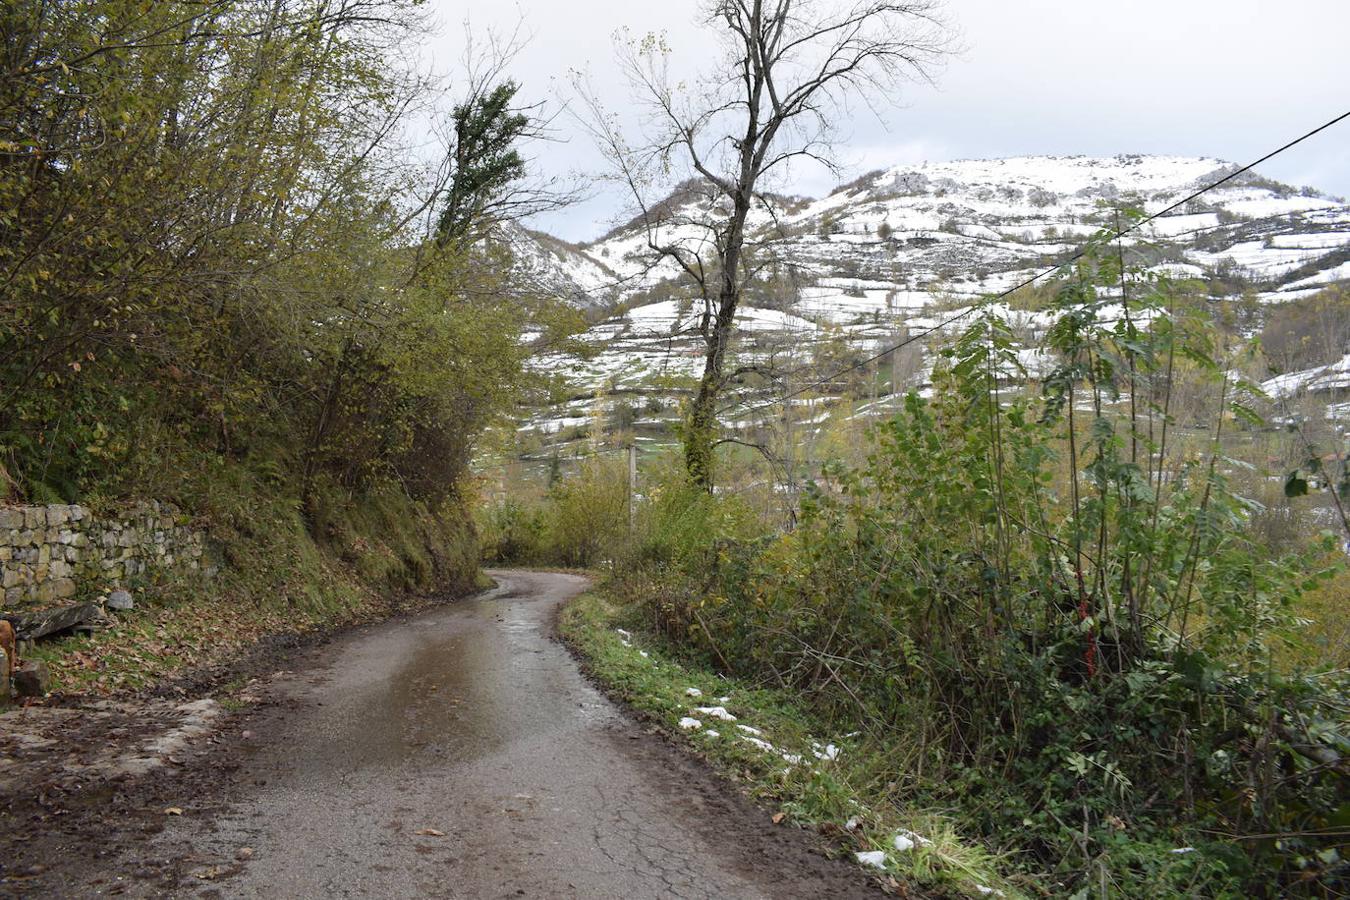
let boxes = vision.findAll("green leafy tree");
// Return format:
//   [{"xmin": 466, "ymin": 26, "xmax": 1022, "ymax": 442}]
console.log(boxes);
[{"xmin": 0, "ymin": 2, "xmax": 558, "ymax": 599}]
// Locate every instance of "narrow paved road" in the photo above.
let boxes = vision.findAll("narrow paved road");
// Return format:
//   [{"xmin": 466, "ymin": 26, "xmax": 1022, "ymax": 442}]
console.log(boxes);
[{"xmin": 138, "ymin": 569, "xmax": 882, "ymax": 899}]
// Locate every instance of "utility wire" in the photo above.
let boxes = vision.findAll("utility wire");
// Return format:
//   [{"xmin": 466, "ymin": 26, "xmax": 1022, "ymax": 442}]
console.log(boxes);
[{"xmin": 721, "ymin": 108, "xmax": 1350, "ymax": 419}]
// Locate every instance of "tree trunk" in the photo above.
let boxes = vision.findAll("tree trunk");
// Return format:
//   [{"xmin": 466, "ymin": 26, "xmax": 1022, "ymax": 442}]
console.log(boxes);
[
  {"xmin": 684, "ymin": 296, "xmax": 736, "ymax": 490},
  {"xmin": 683, "ymin": 192, "xmax": 751, "ymax": 491}
]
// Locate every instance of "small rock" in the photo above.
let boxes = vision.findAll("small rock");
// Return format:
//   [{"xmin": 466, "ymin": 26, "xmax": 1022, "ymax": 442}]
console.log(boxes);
[
  {"xmin": 235, "ymin": 847, "xmax": 254, "ymax": 861},
  {"xmin": 13, "ymin": 659, "xmax": 50, "ymax": 697},
  {"xmin": 684, "ymin": 687, "xmax": 703, "ymax": 698},
  {"xmin": 107, "ymin": 589, "xmax": 134, "ymax": 611},
  {"xmin": 678, "ymin": 717, "xmax": 702, "ymax": 731}
]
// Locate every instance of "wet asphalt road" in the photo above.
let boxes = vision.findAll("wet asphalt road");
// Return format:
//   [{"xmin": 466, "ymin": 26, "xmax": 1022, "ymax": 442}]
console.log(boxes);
[{"xmin": 148, "ymin": 569, "xmax": 882, "ymax": 900}]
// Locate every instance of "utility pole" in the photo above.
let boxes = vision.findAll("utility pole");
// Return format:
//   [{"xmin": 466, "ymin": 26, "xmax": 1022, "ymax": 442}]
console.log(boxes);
[{"xmin": 628, "ymin": 444, "xmax": 637, "ymax": 537}]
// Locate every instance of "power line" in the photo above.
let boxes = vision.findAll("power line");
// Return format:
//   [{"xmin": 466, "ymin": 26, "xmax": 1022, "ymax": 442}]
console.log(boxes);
[{"xmin": 720, "ymin": 108, "xmax": 1350, "ymax": 419}]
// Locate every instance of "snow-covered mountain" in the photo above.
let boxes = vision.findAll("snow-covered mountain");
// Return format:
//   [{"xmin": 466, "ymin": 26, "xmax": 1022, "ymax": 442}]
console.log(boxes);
[{"xmin": 512, "ymin": 155, "xmax": 1350, "ymax": 449}]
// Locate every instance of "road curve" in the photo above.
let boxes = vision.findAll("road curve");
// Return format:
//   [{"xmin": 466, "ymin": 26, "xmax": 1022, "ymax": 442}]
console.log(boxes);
[{"xmin": 142, "ymin": 569, "xmax": 883, "ymax": 899}]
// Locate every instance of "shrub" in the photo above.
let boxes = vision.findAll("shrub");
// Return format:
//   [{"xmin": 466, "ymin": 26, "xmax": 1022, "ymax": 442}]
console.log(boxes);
[
  {"xmin": 626, "ymin": 245, "xmax": 1349, "ymax": 896},
  {"xmin": 480, "ymin": 457, "xmax": 633, "ymax": 568}
]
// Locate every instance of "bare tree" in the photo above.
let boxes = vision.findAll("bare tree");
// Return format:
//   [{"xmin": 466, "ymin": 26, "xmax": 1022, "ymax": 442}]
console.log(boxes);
[{"xmin": 578, "ymin": 0, "xmax": 952, "ymax": 489}]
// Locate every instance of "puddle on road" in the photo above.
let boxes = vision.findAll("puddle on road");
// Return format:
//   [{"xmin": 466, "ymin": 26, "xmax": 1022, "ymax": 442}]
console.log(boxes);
[{"xmin": 311, "ymin": 591, "xmax": 606, "ymax": 776}]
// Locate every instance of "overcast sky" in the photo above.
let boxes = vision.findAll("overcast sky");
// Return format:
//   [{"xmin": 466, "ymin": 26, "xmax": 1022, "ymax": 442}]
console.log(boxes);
[{"xmin": 420, "ymin": 0, "xmax": 1350, "ymax": 242}]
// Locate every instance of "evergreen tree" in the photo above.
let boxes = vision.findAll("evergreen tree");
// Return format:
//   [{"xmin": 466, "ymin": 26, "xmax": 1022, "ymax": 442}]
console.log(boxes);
[{"xmin": 437, "ymin": 81, "xmax": 529, "ymax": 246}]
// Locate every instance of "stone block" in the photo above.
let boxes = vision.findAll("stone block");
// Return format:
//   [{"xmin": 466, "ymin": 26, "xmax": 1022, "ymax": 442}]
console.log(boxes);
[
  {"xmin": 37, "ymin": 544, "xmax": 50, "ymax": 566},
  {"xmin": 72, "ymin": 532, "xmax": 89, "ymax": 548},
  {"xmin": 47, "ymin": 506, "xmax": 69, "ymax": 526},
  {"xmin": 13, "ymin": 659, "xmax": 51, "ymax": 698},
  {"xmin": 0, "ymin": 547, "xmax": 9, "ymax": 562},
  {"xmin": 4, "ymin": 587, "xmax": 23, "ymax": 605},
  {"xmin": 0, "ymin": 509, "xmax": 22, "ymax": 530},
  {"xmin": 70, "ymin": 505, "xmax": 86, "ymax": 521},
  {"xmin": 22, "ymin": 508, "xmax": 45, "ymax": 529},
  {"xmin": 2, "ymin": 568, "xmax": 20, "ymax": 589},
  {"xmin": 48, "ymin": 560, "xmax": 72, "ymax": 579},
  {"xmin": 17, "ymin": 530, "xmax": 34, "ymax": 546},
  {"xmin": 51, "ymin": 578, "xmax": 77, "ymax": 599}
]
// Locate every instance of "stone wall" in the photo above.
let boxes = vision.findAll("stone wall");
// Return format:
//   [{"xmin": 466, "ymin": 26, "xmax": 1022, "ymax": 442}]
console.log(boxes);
[{"xmin": 0, "ymin": 502, "xmax": 205, "ymax": 608}]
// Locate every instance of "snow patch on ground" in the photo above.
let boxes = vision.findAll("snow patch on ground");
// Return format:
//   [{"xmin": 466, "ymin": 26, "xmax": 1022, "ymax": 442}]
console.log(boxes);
[
  {"xmin": 856, "ymin": 850, "xmax": 887, "ymax": 869},
  {"xmin": 692, "ymin": 705, "xmax": 737, "ymax": 721}
]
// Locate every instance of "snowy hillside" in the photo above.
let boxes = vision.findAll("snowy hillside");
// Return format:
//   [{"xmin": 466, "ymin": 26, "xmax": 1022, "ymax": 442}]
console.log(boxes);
[{"xmin": 512, "ymin": 155, "xmax": 1350, "ymax": 449}]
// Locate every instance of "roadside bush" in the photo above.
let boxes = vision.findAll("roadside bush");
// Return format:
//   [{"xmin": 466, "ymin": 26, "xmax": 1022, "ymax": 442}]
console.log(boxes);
[
  {"xmin": 628, "ymin": 238, "xmax": 1349, "ymax": 896},
  {"xmin": 543, "ymin": 458, "xmax": 630, "ymax": 567},
  {"xmin": 480, "ymin": 458, "xmax": 631, "ymax": 568},
  {"xmin": 479, "ymin": 499, "xmax": 548, "ymax": 566}
]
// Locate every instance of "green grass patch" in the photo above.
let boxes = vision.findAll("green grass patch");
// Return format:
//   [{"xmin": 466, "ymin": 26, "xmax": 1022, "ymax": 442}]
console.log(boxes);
[{"xmin": 560, "ymin": 590, "xmax": 1017, "ymax": 900}]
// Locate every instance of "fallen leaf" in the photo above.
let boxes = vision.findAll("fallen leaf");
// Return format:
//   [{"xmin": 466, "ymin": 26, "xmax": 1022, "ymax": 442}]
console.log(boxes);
[
  {"xmin": 414, "ymin": 828, "xmax": 445, "ymax": 837},
  {"xmin": 772, "ymin": 812, "xmax": 787, "ymax": 824},
  {"xmin": 164, "ymin": 807, "xmax": 183, "ymax": 815}
]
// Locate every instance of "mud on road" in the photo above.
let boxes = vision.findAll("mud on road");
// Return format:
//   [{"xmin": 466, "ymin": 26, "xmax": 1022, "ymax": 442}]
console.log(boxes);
[{"xmin": 0, "ymin": 570, "xmax": 887, "ymax": 899}]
